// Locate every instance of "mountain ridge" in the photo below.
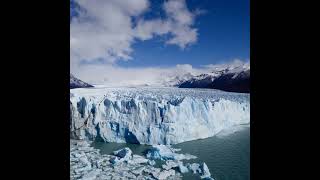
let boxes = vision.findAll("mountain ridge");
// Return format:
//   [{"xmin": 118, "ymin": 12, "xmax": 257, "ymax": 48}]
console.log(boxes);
[
  {"xmin": 175, "ymin": 62, "xmax": 250, "ymax": 93},
  {"xmin": 70, "ymin": 74, "xmax": 94, "ymax": 89}
]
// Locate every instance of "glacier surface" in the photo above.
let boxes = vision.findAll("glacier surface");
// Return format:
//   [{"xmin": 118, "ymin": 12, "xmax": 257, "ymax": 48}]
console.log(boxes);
[{"xmin": 70, "ymin": 87, "xmax": 249, "ymax": 145}]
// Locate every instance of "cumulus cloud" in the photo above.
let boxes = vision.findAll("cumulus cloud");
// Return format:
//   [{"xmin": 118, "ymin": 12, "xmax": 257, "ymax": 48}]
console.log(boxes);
[
  {"xmin": 134, "ymin": 0, "xmax": 198, "ymax": 49},
  {"xmin": 70, "ymin": 0, "xmax": 247, "ymax": 87},
  {"xmin": 72, "ymin": 63, "xmax": 199, "ymax": 86},
  {"xmin": 70, "ymin": 0, "xmax": 149, "ymax": 65},
  {"xmin": 70, "ymin": 0, "xmax": 200, "ymax": 70},
  {"xmin": 202, "ymin": 59, "xmax": 250, "ymax": 71}
]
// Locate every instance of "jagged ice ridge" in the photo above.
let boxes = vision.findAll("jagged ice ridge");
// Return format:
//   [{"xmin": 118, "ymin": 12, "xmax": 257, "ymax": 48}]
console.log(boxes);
[{"xmin": 70, "ymin": 87, "xmax": 249, "ymax": 145}]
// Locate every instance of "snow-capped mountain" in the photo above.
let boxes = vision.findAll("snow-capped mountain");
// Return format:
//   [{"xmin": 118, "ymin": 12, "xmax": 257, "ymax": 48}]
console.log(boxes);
[
  {"xmin": 159, "ymin": 72, "xmax": 195, "ymax": 87},
  {"xmin": 176, "ymin": 61, "xmax": 250, "ymax": 93},
  {"xmin": 70, "ymin": 74, "xmax": 94, "ymax": 89},
  {"xmin": 70, "ymin": 61, "xmax": 249, "ymax": 93}
]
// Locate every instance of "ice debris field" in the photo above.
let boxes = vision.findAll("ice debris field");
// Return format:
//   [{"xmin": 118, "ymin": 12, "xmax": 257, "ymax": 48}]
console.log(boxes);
[
  {"xmin": 70, "ymin": 87, "xmax": 250, "ymax": 145},
  {"xmin": 71, "ymin": 140, "xmax": 213, "ymax": 180}
]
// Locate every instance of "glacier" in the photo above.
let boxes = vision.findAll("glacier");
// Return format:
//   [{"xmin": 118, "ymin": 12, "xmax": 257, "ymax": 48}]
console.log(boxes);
[{"xmin": 70, "ymin": 87, "xmax": 249, "ymax": 145}]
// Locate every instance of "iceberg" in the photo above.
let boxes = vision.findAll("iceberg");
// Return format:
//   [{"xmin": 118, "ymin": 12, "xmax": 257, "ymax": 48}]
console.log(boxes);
[
  {"xmin": 110, "ymin": 147, "xmax": 134, "ymax": 165},
  {"xmin": 71, "ymin": 140, "xmax": 181, "ymax": 180},
  {"xmin": 157, "ymin": 169, "xmax": 176, "ymax": 180},
  {"xmin": 148, "ymin": 160, "xmax": 156, "ymax": 166},
  {"xmin": 186, "ymin": 162, "xmax": 214, "ymax": 179},
  {"xmin": 187, "ymin": 163, "xmax": 202, "ymax": 174},
  {"xmin": 162, "ymin": 160, "xmax": 180, "ymax": 170},
  {"xmin": 70, "ymin": 87, "xmax": 249, "ymax": 145},
  {"xmin": 130, "ymin": 155, "xmax": 149, "ymax": 164},
  {"xmin": 178, "ymin": 162, "xmax": 189, "ymax": 173},
  {"xmin": 113, "ymin": 147, "xmax": 132, "ymax": 159},
  {"xmin": 146, "ymin": 145, "xmax": 197, "ymax": 161},
  {"xmin": 80, "ymin": 169, "xmax": 101, "ymax": 180},
  {"xmin": 71, "ymin": 140, "xmax": 214, "ymax": 180},
  {"xmin": 200, "ymin": 162, "xmax": 212, "ymax": 179},
  {"xmin": 109, "ymin": 150, "xmax": 149, "ymax": 165}
]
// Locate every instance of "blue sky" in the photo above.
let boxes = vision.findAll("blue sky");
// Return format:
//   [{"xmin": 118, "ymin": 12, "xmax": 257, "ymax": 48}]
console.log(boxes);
[
  {"xmin": 70, "ymin": 0, "xmax": 249, "ymax": 68},
  {"xmin": 122, "ymin": 0, "xmax": 250, "ymax": 68},
  {"xmin": 70, "ymin": 0, "xmax": 249, "ymax": 83}
]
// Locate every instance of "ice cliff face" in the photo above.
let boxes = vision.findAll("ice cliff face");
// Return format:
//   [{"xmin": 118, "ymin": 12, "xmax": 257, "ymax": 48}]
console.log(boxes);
[{"xmin": 70, "ymin": 87, "xmax": 249, "ymax": 145}]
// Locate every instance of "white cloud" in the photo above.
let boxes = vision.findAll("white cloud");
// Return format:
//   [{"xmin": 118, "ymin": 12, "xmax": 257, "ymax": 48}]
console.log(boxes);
[
  {"xmin": 72, "ymin": 59, "xmax": 249, "ymax": 87},
  {"xmin": 70, "ymin": 0, "xmax": 200, "ymax": 72},
  {"xmin": 163, "ymin": 0, "xmax": 197, "ymax": 48},
  {"xmin": 134, "ymin": 0, "xmax": 198, "ymax": 49},
  {"xmin": 70, "ymin": 0, "xmax": 218, "ymax": 85},
  {"xmin": 71, "ymin": 0, "xmax": 149, "ymax": 65},
  {"xmin": 70, "ymin": 1, "xmax": 249, "ymax": 87},
  {"xmin": 72, "ymin": 64, "xmax": 199, "ymax": 86},
  {"xmin": 202, "ymin": 59, "xmax": 250, "ymax": 71}
]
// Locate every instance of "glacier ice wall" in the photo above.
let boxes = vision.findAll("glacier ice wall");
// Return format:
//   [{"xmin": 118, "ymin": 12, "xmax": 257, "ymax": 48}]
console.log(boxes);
[{"xmin": 70, "ymin": 87, "xmax": 249, "ymax": 145}]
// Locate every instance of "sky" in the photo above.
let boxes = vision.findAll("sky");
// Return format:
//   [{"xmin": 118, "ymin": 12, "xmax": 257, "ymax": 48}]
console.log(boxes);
[{"xmin": 70, "ymin": 0, "xmax": 250, "ymax": 84}]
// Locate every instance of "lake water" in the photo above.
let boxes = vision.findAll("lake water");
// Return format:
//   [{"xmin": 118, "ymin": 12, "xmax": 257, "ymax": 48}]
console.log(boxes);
[{"xmin": 92, "ymin": 127, "xmax": 250, "ymax": 180}]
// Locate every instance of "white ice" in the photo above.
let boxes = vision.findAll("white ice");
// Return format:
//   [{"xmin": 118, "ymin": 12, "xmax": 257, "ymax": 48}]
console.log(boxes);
[
  {"xmin": 70, "ymin": 140, "xmax": 183, "ymax": 180},
  {"xmin": 71, "ymin": 140, "xmax": 215, "ymax": 180},
  {"xmin": 70, "ymin": 87, "xmax": 249, "ymax": 145},
  {"xmin": 146, "ymin": 145, "xmax": 197, "ymax": 161}
]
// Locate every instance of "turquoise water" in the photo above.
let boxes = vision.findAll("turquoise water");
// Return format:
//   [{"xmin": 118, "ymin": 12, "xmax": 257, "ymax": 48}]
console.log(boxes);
[{"xmin": 92, "ymin": 127, "xmax": 250, "ymax": 180}]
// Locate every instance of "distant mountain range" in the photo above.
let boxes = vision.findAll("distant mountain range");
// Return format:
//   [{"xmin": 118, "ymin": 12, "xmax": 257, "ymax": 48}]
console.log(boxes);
[
  {"xmin": 174, "ymin": 62, "xmax": 250, "ymax": 93},
  {"xmin": 70, "ymin": 74, "xmax": 94, "ymax": 89},
  {"xmin": 178, "ymin": 69, "xmax": 250, "ymax": 93},
  {"xmin": 70, "ymin": 61, "xmax": 249, "ymax": 93}
]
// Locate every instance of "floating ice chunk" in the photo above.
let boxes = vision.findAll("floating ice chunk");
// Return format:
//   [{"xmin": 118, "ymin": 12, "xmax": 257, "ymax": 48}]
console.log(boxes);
[
  {"xmin": 74, "ymin": 165, "xmax": 92, "ymax": 174},
  {"xmin": 148, "ymin": 160, "xmax": 156, "ymax": 166},
  {"xmin": 202, "ymin": 174, "xmax": 214, "ymax": 179},
  {"xmin": 77, "ymin": 146, "xmax": 95, "ymax": 152},
  {"xmin": 186, "ymin": 162, "xmax": 214, "ymax": 179},
  {"xmin": 79, "ymin": 156, "xmax": 91, "ymax": 166},
  {"xmin": 146, "ymin": 145, "xmax": 173, "ymax": 160},
  {"xmin": 119, "ymin": 171, "xmax": 137, "ymax": 179},
  {"xmin": 178, "ymin": 162, "xmax": 189, "ymax": 173},
  {"xmin": 113, "ymin": 147, "xmax": 133, "ymax": 159},
  {"xmin": 70, "ymin": 140, "xmax": 183, "ymax": 180},
  {"xmin": 76, "ymin": 141, "xmax": 90, "ymax": 147},
  {"xmin": 146, "ymin": 145, "xmax": 197, "ymax": 161},
  {"xmin": 200, "ymin": 162, "xmax": 211, "ymax": 179},
  {"xmin": 109, "ymin": 156, "xmax": 125, "ymax": 165},
  {"xmin": 187, "ymin": 163, "xmax": 202, "ymax": 174},
  {"xmin": 131, "ymin": 166, "xmax": 146, "ymax": 176},
  {"xmin": 179, "ymin": 153, "xmax": 198, "ymax": 160},
  {"xmin": 95, "ymin": 157, "xmax": 111, "ymax": 168},
  {"xmin": 152, "ymin": 169, "xmax": 175, "ymax": 180},
  {"xmin": 159, "ymin": 169, "xmax": 176, "ymax": 180},
  {"xmin": 111, "ymin": 147, "xmax": 133, "ymax": 164},
  {"xmin": 130, "ymin": 155, "xmax": 149, "ymax": 164},
  {"xmin": 80, "ymin": 169, "xmax": 101, "ymax": 180},
  {"xmin": 162, "ymin": 160, "xmax": 179, "ymax": 170},
  {"xmin": 144, "ymin": 167, "xmax": 161, "ymax": 178},
  {"xmin": 72, "ymin": 151, "xmax": 85, "ymax": 158}
]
